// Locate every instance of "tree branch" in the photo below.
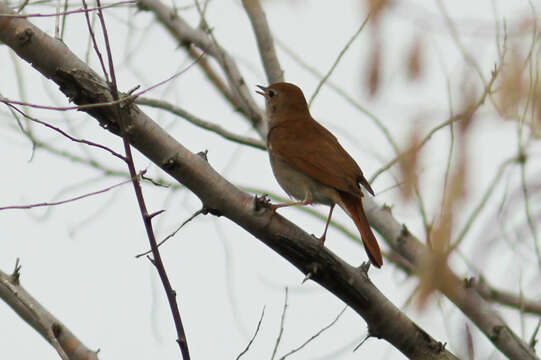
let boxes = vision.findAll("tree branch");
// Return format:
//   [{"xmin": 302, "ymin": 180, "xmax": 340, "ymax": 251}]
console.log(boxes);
[
  {"xmin": 364, "ymin": 198, "xmax": 537, "ymax": 359},
  {"xmin": 241, "ymin": 0, "xmax": 283, "ymax": 84},
  {"xmin": 0, "ymin": 264, "xmax": 99, "ymax": 360}
]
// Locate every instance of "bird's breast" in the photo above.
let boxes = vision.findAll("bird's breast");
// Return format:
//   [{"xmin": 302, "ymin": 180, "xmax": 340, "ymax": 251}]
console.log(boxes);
[{"xmin": 268, "ymin": 152, "xmax": 340, "ymax": 206}]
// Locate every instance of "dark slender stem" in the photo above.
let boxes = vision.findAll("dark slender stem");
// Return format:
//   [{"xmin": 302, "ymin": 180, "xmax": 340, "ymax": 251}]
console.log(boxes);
[{"xmin": 91, "ymin": 1, "xmax": 190, "ymax": 357}]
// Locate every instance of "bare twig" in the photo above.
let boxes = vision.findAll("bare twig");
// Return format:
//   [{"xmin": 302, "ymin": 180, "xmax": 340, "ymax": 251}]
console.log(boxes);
[
  {"xmin": 529, "ymin": 319, "xmax": 541, "ymax": 350},
  {"xmin": 275, "ymin": 38, "xmax": 400, "ymax": 158},
  {"xmin": 4, "ymin": 102, "xmax": 126, "ymax": 161},
  {"xmin": 236, "ymin": 306, "xmax": 266, "ymax": 360},
  {"xmin": 369, "ymin": 64, "xmax": 501, "ymax": 183},
  {"xmin": 308, "ymin": 2, "xmax": 379, "ymax": 106},
  {"xmin": 1, "ymin": 1, "xmax": 135, "ymax": 19},
  {"xmin": 278, "ymin": 306, "xmax": 347, "ymax": 360},
  {"xmin": 436, "ymin": 0, "xmax": 486, "ymax": 85},
  {"xmin": 0, "ymin": 54, "xmax": 205, "ymax": 114},
  {"xmin": 135, "ymin": 207, "xmax": 206, "ymax": 258},
  {"xmin": 271, "ymin": 287, "xmax": 288, "ymax": 360},
  {"xmin": 450, "ymin": 157, "xmax": 517, "ymax": 250},
  {"xmin": 136, "ymin": 97, "xmax": 266, "ymax": 150},
  {"xmin": 353, "ymin": 334, "xmax": 370, "ymax": 352},
  {"xmin": 0, "ymin": 176, "xmax": 136, "ymax": 211},
  {"xmin": 81, "ymin": 0, "xmax": 110, "ymax": 82}
]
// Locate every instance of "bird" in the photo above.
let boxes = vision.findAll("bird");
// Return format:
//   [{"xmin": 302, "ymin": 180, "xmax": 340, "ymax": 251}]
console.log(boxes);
[{"xmin": 256, "ymin": 82, "xmax": 383, "ymax": 268}]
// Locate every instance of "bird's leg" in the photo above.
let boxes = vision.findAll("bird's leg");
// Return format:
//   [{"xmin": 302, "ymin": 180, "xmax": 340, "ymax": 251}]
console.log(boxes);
[
  {"xmin": 318, "ymin": 203, "xmax": 335, "ymax": 246},
  {"xmin": 270, "ymin": 193, "xmax": 313, "ymax": 212}
]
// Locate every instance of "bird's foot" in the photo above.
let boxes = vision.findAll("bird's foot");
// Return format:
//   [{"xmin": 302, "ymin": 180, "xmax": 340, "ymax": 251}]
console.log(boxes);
[{"xmin": 253, "ymin": 195, "xmax": 285, "ymax": 214}]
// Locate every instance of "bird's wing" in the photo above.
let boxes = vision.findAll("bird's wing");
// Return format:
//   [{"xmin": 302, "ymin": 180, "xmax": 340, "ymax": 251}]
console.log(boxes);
[{"xmin": 268, "ymin": 119, "xmax": 374, "ymax": 196}]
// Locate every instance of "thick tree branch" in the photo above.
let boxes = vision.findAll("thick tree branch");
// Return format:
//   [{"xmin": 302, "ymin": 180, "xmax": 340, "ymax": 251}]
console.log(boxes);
[
  {"xmin": 475, "ymin": 277, "xmax": 541, "ymax": 316},
  {"xmin": 0, "ymin": 265, "xmax": 99, "ymax": 360},
  {"xmin": 365, "ymin": 199, "xmax": 538, "ymax": 360},
  {"xmin": 241, "ymin": 0, "xmax": 283, "ymax": 84}
]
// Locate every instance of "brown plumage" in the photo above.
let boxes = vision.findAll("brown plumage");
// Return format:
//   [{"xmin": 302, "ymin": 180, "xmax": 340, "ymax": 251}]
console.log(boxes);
[{"xmin": 257, "ymin": 82, "xmax": 383, "ymax": 268}]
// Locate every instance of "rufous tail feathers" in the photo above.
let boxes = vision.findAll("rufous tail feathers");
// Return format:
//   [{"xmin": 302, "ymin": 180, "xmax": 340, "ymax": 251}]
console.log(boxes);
[{"xmin": 339, "ymin": 192, "xmax": 383, "ymax": 268}]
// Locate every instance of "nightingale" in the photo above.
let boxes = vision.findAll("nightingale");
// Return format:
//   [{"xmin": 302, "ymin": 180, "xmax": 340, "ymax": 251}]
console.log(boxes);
[{"xmin": 256, "ymin": 82, "xmax": 383, "ymax": 268}]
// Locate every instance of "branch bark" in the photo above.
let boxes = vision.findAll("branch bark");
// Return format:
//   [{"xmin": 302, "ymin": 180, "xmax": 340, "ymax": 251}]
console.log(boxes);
[
  {"xmin": 0, "ymin": 266, "xmax": 99, "ymax": 360},
  {"xmin": 241, "ymin": 0, "xmax": 283, "ymax": 84},
  {"xmin": 365, "ymin": 199, "xmax": 538, "ymax": 359}
]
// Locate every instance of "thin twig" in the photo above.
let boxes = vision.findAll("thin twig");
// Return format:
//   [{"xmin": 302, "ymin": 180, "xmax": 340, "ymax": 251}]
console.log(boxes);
[
  {"xmin": 81, "ymin": 0, "xmax": 109, "ymax": 82},
  {"xmin": 236, "ymin": 306, "xmax": 266, "ymax": 360},
  {"xmin": 1, "ymin": 1, "xmax": 135, "ymax": 19},
  {"xmin": 0, "ymin": 176, "xmax": 136, "ymax": 211},
  {"xmin": 450, "ymin": 157, "xmax": 517, "ymax": 250},
  {"xmin": 93, "ymin": 0, "xmax": 191, "ymax": 357},
  {"xmin": 520, "ymin": 156, "xmax": 541, "ymax": 265},
  {"xmin": 353, "ymin": 334, "xmax": 370, "ymax": 352},
  {"xmin": 271, "ymin": 287, "xmax": 288, "ymax": 360},
  {"xmin": 275, "ymin": 38, "xmax": 400, "ymax": 158},
  {"xmin": 0, "ymin": 53, "xmax": 205, "ymax": 113},
  {"xmin": 135, "ymin": 208, "xmax": 205, "ymax": 258},
  {"xmin": 369, "ymin": 63, "xmax": 501, "ymax": 184},
  {"xmin": 136, "ymin": 97, "xmax": 266, "ymax": 150},
  {"xmin": 516, "ymin": 1, "xmax": 541, "ymax": 266},
  {"xmin": 308, "ymin": 2, "xmax": 379, "ymax": 106},
  {"xmin": 59, "ymin": 0, "xmax": 68, "ymax": 40},
  {"xmin": 4, "ymin": 102, "xmax": 126, "ymax": 162},
  {"xmin": 529, "ymin": 319, "xmax": 541, "ymax": 349},
  {"xmin": 440, "ymin": 76, "xmax": 456, "ymax": 221},
  {"xmin": 279, "ymin": 306, "xmax": 348, "ymax": 360}
]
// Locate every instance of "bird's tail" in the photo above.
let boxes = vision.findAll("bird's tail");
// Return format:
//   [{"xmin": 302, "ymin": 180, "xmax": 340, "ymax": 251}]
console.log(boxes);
[{"xmin": 339, "ymin": 192, "xmax": 383, "ymax": 268}]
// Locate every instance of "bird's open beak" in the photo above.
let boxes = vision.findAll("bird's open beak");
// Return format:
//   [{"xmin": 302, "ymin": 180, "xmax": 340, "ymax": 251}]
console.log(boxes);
[{"xmin": 255, "ymin": 85, "xmax": 267, "ymax": 96}]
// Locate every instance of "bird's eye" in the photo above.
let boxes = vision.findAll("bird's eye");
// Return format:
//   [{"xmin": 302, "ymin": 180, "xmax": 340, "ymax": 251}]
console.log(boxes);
[{"xmin": 268, "ymin": 89, "xmax": 276, "ymax": 98}]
